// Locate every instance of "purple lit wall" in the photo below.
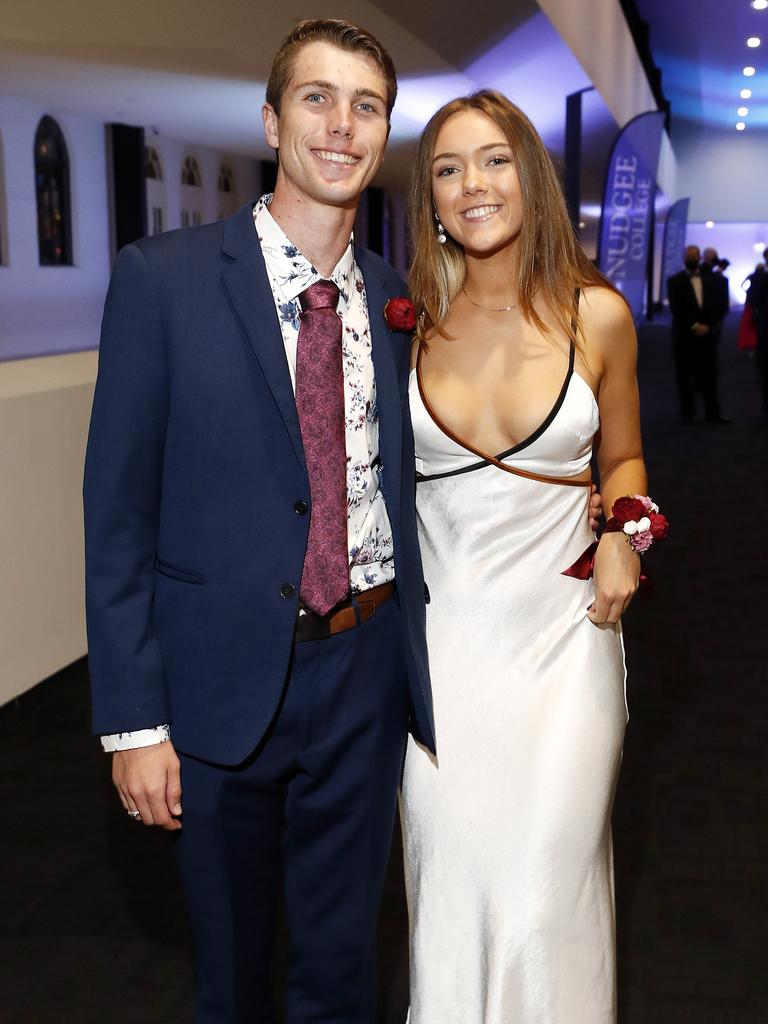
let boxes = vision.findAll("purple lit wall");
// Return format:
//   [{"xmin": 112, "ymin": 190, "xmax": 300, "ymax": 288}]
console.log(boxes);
[{"xmin": 686, "ymin": 222, "xmax": 768, "ymax": 305}]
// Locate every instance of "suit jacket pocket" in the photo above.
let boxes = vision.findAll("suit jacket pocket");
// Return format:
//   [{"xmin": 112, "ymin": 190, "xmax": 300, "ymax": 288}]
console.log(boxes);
[{"xmin": 154, "ymin": 557, "xmax": 205, "ymax": 584}]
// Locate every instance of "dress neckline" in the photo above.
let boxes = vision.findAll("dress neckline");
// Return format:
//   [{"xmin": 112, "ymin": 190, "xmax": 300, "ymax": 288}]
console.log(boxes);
[{"xmin": 415, "ymin": 340, "xmax": 576, "ymax": 466}]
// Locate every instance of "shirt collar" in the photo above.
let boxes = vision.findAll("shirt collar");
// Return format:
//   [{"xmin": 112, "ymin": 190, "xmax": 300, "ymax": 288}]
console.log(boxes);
[{"xmin": 253, "ymin": 194, "xmax": 356, "ymax": 312}]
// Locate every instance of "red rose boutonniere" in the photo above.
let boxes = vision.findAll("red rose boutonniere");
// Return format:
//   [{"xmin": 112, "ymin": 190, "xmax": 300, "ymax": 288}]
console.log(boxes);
[{"xmin": 384, "ymin": 297, "xmax": 417, "ymax": 332}]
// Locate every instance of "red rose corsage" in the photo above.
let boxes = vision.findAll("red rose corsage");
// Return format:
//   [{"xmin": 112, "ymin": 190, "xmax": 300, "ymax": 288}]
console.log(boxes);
[
  {"xmin": 562, "ymin": 494, "xmax": 668, "ymax": 583},
  {"xmin": 384, "ymin": 297, "xmax": 417, "ymax": 332},
  {"xmin": 603, "ymin": 495, "xmax": 669, "ymax": 553}
]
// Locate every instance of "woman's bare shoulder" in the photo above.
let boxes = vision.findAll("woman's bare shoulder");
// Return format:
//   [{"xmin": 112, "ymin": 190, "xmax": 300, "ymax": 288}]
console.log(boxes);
[{"xmin": 579, "ymin": 286, "xmax": 636, "ymax": 361}]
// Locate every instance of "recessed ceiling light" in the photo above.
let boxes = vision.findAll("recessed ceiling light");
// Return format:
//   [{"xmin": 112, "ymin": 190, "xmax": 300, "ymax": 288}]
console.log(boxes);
[
  {"xmin": 706, "ymin": 220, "xmax": 715, "ymax": 228},
  {"xmin": 748, "ymin": 37, "xmax": 762, "ymax": 48},
  {"xmin": 736, "ymin": 121, "xmax": 747, "ymax": 130},
  {"xmin": 741, "ymin": 88, "xmax": 753, "ymax": 98},
  {"xmin": 578, "ymin": 221, "xmax": 586, "ymax": 229},
  {"xmin": 753, "ymin": 0, "xmax": 768, "ymax": 9},
  {"xmin": 743, "ymin": 66, "xmax": 757, "ymax": 76},
  {"xmin": 754, "ymin": 242, "xmax": 766, "ymax": 253},
  {"xmin": 738, "ymin": 106, "xmax": 750, "ymax": 116}
]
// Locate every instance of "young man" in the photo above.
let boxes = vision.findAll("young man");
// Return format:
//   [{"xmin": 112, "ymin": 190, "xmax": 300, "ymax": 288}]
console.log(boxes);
[{"xmin": 84, "ymin": 20, "xmax": 434, "ymax": 1023}]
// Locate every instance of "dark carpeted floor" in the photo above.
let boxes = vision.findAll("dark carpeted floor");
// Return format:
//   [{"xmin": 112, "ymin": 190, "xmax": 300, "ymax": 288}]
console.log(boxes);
[{"xmin": 1, "ymin": 313, "xmax": 766, "ymax": 1023}]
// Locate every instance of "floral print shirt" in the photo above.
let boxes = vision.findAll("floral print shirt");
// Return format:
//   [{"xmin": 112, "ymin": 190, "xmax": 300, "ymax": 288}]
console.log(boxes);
[
  {"xmin": 102, "ymin": 195, "xmax": 395, "ymax": 753},
  {"xmin": 254, "ymin": 194, "xmax": 395, "ymax": 595}
]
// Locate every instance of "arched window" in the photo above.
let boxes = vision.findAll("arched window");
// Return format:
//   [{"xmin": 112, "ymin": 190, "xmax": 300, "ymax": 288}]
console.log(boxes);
[
  {"xmin": 217, "ymin": 161, "xmax": 238, "ymax": 219},
  {"xmin": 35, "ymin": 115, "xmax": 73, "ymax": 266},
  {"xmin": 181, "ymin": 156, "xmax": 202, "ymax": 187},
  {"xmin": 144, "ymin": 145, "xmax": 166, "ymax": 235},
  {"xmin": 145, "ymin": 145, "xmax": 163, "ymax": 180},
  {"xmin": 180, "ymin": 154, "xmax": 203, "ymax": 228},
  {"xmin": 218, "ymin": 163, "xmax": 235, "ymax": 194}
]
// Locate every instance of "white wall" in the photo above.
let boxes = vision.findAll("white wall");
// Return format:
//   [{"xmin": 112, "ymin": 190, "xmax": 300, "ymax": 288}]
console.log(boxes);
[
  {"xmin": 0, "ymin": 96, "xmax": 263, "ymax": 702},
  {"xmin": 144, "ymin": 130, "xmax": 261, "ymax": 233},
  {"xmin": 0, "ymin": 352, "xmax": 96, "ymax": 704},
  {"xmin": 673, "ymin": 122, "xmax": 768, "ymax": 224},
  {"xmin": 0, "ymin": 128, "xmax": 8, "ymax": 266},
  {"xmin": 540, "ymin": 0, "xmax": 677, "ymax": 201},
  {"xmin": 0, "ymin": 95, "xmax": 111, "ymax": 361},
  {"xmin": 0, "ymin": 94, "xmax": 263, "ymax": 363}
]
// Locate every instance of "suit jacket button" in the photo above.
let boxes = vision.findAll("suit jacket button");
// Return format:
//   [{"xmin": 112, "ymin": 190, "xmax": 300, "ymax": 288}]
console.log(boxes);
[
  {"xmin": 294, "ymin": 500, "xmax": 308, "ymax": 516},
  {"xmin": 280, "ymin": 583, "xmax": 296, "ymax": 599}
]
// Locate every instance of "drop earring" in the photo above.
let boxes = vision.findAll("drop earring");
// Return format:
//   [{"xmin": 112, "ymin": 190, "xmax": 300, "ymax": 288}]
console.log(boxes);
[{"xmin": 434, "ymin": 211, "xmax": 447, "ymax": 244}]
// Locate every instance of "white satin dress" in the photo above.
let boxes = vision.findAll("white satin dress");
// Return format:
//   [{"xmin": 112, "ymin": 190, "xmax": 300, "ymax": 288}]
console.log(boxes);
[{"xmin": 401, "ymin": 342, "xmax": 628, "ymax": 1024}]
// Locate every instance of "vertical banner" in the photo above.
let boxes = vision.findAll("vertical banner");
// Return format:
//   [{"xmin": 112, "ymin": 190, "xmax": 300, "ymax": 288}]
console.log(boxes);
[
  {"xmin": 661, "ymin": 198, "xmax": 691, "ymax": 292},
  {"xmin": 597, "ymin": 111, "xmax": 666, "ymax": 318}
]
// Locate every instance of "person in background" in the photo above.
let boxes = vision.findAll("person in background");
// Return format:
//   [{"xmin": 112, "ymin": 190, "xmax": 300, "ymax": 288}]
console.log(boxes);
[
  {"xmin": 750, "ymin": 247, "xmax": 768, "ymax": 417},
  {"xmin": 738, "ymin": 258, "xmax": 765, "ymax": 353},
  {"xmin": 701, "ymin": 247, "xmax": 731, "ymax": 324},
  {"xmin": 667, "ymin": 244, "xmax": 730, "ymax": 423},
  {"xmin": 700, "ymin": 247, "xmax": 730, "ymax": 402}
]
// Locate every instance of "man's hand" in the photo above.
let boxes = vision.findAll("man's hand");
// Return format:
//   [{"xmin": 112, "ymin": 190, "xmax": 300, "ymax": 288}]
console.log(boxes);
[
  {"xmin": 588, "ymin": 484, "xmax": 603, "ymax": 532},
  {"xmin": 112, "ymin": 743, "xmax": 182, "ymax": 831},
  {"xmin": 692, "ymin": 322, "xmax": 710, "ymax": 337}
]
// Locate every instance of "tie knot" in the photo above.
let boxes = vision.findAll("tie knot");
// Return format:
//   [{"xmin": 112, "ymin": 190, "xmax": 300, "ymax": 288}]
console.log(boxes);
[{"xmin": 300, "ymin": 280, "xmax": 340, "ymax": 312}]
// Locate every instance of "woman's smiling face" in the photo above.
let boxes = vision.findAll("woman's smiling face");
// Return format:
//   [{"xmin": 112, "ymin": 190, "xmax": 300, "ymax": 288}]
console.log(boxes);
[{"xmin": 431, "ymin": 109, "xmax": 524, "ymax": 257}]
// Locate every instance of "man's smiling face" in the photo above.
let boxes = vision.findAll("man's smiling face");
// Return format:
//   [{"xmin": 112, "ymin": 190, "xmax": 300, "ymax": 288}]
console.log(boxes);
[{"xmin": 263, "ymin": 40, "xmax": 390, "ymax": 211}]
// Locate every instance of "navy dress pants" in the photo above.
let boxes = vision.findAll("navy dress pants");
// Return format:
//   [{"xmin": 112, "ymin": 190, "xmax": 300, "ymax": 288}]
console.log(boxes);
[{"xmin": 174, "ymin": 599, "xmax": 410, "ymax": 1024}]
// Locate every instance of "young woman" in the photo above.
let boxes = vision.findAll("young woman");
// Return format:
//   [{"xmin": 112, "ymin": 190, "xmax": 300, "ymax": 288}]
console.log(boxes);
[{"xmin": 401, "ymin": 91, "xmax": 653, "ymax": 1023}]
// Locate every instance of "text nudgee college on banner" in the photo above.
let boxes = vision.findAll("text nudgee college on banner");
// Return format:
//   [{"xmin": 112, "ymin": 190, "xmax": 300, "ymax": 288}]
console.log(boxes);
[{"xmin": 597, "ymin": 111, "xmax": 666, "ymax": 319}]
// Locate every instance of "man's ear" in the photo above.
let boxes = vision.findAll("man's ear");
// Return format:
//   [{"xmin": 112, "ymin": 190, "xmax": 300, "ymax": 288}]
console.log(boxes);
[{"xmin": 262, "ymin": 103, "xmax": 279, "ymax": 151}]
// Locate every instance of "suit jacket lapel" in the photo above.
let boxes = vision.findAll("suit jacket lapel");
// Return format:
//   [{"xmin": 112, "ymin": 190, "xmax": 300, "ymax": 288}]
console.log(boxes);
[
  {"xmin": 220, "ymin": 205, "xmax": 306, "ymax": 472},
  {"xmin": 358, "ymin": 249, "xmax": 404, "ymax": 517}
]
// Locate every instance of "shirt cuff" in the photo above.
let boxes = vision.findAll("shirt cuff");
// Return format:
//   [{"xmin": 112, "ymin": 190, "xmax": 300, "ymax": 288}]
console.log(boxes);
[{"xmin": 101, "ymin": 725, "xmax": 171, "ymax": 752}]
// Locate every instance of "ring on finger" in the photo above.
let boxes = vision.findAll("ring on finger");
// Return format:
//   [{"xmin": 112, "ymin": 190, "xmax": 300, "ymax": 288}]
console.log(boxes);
[{"xmin": 127, "ymin": 809, "xmax": 141, "ymax": 819}]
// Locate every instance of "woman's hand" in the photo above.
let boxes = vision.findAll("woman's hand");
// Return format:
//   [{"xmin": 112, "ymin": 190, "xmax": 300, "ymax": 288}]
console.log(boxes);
[{"xmin": 588, "ymin": 532, "xmax": 641, "ymax": 625}]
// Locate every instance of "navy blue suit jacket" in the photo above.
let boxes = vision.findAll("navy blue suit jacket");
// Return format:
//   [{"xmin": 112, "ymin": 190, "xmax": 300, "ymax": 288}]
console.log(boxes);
[{"xmin": 84, "ymin": 202, "xmax": 435, "ymax": 765}]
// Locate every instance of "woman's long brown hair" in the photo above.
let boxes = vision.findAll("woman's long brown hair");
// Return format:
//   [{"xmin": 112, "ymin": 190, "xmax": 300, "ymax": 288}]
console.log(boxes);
[{"xmin": 408, "ymin": 90, "xmax": 617, "ymax": 345}]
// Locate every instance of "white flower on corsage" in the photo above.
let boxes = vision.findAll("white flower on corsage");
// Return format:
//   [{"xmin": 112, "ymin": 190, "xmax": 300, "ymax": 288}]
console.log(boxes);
[{"xmin": 622, "ymin": 516, "xmax": 651, "ymax": 536}]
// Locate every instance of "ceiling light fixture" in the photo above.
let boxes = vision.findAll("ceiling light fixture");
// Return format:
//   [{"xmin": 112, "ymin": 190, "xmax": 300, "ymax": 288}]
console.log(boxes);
[
  {"xmin": 741, "ymin": 88, "xmax": 753, "ymax": 98},
  {"xmin": 747, "ymin": 37, "xmax": 761, "ymax": 47},
  {"xmin": 752, "ymin": 0, "xmax": 768, "ymax": 10},
  {"xmin": 743, "ymin": 66, "xmax": 757, "ymax": 76},
  {"xmin": 738, "ymin": 106, "xmax": 750, "ymax": 115},
  {"xmin": 754, "ymin": 242, "xmax": 766, "ymax": 253},
  {"xmin": 706, "ymin": 220, "xmax": 715, "ymax": 229},
  {"xmin": 736, "ymin": 121, "xmax": 747, "ymax": 130}
]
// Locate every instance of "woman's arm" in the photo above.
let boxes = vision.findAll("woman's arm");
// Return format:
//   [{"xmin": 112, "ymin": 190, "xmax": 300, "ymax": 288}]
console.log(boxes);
[{"xmin": 581, "ymin": 287, "xmax": 648, "ymax": 625}]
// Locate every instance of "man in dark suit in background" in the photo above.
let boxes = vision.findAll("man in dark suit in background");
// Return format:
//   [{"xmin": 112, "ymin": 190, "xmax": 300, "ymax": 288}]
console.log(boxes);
[
  {"xmin": 84, "ymin": 20, "xmax": 435, "ymax": 1023},
  {"xmin": 667, "ymin": 244, "xmax": 730, "ymax": 422},
  {"xmin": 751, "ymin": 246, "xmax": 768, "ymax": 417}
]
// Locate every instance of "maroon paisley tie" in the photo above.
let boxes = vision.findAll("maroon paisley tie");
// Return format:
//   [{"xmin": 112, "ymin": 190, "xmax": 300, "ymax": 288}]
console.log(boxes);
[{"xmin": 295, "ymin": 280, "xmax": 350, "ymax": 615}]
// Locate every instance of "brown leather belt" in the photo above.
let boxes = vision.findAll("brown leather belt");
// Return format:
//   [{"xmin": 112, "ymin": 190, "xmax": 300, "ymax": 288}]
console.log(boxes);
[{"xmin": 295, "ymin": 582, "xmax": 395, "ymax": 642}]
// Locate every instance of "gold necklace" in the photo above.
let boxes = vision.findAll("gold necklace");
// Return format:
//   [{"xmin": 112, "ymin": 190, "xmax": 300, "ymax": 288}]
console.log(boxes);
[{"xmin": 461, "ymin": 286, "xmax": 518, "ymax": 312}]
